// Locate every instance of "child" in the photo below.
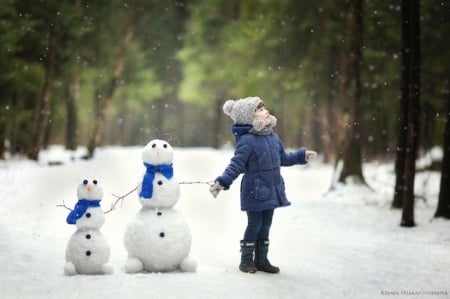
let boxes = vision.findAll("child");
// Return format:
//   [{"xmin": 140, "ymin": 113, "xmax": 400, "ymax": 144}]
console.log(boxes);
[{"xmin": 210, "ymin": 96, "xmax": 317, "ymax": 274}]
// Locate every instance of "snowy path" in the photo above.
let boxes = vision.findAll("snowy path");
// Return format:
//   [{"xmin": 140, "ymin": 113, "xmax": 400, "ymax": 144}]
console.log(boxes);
[{"xmin": 0, "ymin": 147, "xmax": 449, "ymax": 299}]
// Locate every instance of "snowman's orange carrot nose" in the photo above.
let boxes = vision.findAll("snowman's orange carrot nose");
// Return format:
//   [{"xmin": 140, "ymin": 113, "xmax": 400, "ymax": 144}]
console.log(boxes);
[
  {"xmin": 87, "ymin": 185, "xmax": 93, "ymax": 192},
  {"xmin": 156, "ymin": 149, "xmax": 161, "ymax": 156}
]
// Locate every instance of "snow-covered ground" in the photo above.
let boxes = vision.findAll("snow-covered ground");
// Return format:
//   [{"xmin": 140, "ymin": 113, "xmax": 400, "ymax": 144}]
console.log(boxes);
[{"xmin": 0, "ymin": 146, "xmax": 448, "ymax": 299}]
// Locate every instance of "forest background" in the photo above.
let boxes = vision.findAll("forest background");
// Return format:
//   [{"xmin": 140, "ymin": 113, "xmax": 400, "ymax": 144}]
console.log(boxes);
[
  {"xmin": 1, "ymin": 0, "xmax": 449, "ymax": 225},
  {"xmin": 0, "ymin": 0, "xmax": 448, "ymax": 165}
]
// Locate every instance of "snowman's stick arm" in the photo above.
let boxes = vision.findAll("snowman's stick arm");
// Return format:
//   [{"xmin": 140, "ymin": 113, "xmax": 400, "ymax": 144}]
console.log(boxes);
[
  {"xmin": 104, "ymin": 180, "xmax": 213, "ymax": 214},
  {"xmin": 56, "ymin": 200, "xmax": 73, "ymax": 211},
  {"xmin": 179, "ymin": 181, "xmax": 215, "ymax": 186},
  {"xmin": 104, "ymin": 197, "xmax": 122, "ymax": 214},
  {"xmin": 105, "ymin": 186, "xmax": 139, "ymax": 214},
  {"xmin": 111, "ymin": 186, "xmax": 138, "ymax": 200}
]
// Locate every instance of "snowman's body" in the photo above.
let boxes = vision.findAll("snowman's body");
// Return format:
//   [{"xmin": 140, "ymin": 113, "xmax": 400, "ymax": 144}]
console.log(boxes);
[
  {"xmin": 64, "ymin": 180, "xmax": 113, "ymax": 276},
  {"xmin": 124, "ymin": 139, "xmax": 196, "ymax": 273},
  {"xmin": 65, "ymin": 226, "xmax": 111, "ymax": 275},
  {"xmin": 124, "ymin": 208, "xmax": 192, "ymax": 272}
]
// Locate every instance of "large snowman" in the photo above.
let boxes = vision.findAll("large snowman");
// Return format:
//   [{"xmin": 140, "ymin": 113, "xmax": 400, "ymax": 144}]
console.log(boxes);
[
  {"xmin": 64, "ymin": 179, "xmax": 113, "ymax": 275},
  {"xmin": 124, "ymin": 139, "xmax": 196, "ymax": 273}
]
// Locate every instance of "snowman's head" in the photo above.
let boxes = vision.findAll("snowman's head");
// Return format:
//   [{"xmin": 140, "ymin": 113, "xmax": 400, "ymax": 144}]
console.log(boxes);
[
  {"xmin": 75, "ymin": 179, "xmax": 105, "ymax": 229},
  {"xmin": 77, "ymin": 179, "xmax": 103, "ymax": 200},
  {"xmin": 142, "ymin": 139, "xmax": 174, "ymax": 165}
]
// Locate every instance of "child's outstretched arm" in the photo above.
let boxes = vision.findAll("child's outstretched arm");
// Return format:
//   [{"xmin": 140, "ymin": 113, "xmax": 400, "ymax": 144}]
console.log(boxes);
[
  {"xmin": 278, "ymin": 138, "xmax": 317, "ymax": 166},
  {"xmin": 209, "ymin": 141, "xmax": 251, "ymax": 198},
  {"xmin": 280, "ymin": 148, "xmax": 317, "ymax": 166}
]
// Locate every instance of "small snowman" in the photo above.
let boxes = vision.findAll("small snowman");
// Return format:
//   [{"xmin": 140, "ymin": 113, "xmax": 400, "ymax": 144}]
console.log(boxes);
[
  {"xmin": 64, "ymin": 179, "xmax": 113, "ymax": 275},
  {"xmin": 124, "ymin": 139, "xmax": 196, "ymax": 273}
]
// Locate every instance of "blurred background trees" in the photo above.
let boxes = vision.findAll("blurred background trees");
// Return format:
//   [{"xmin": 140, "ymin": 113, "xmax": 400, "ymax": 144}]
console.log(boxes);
[{"xmin": 0, "ymin": 0, "xmax": 448, "ymax": 163}]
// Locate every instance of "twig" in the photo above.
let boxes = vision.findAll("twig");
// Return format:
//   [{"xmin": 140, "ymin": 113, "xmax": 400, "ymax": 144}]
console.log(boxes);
[
  {"xmin": 56, "ymin": 200, "xmax": 72, "ymax": 211},
  {"xmin": 179, "ymin": 181, "xmax": 214, "ymax": 186},
  {"xmin": 57, "ymin": 181, "xmax": 212, "ymax": 214},
  {"xmin": 105, "ymin": 186, "xmax": 138, "ymax": 214},
  {"xmin": 104, "ymin": 196, "xmax": 123, "ymax": 214}
]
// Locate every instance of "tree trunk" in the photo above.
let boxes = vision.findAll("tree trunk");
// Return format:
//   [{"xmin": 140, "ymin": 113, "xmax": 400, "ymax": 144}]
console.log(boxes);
[
  {"xmin": 323, "ymin": 47, "xmax": 340, "ymax": 163},
  {"xmin": 212, "ymin": 98, "xmax": 224, "ymax": 149},
  {"xmin": 65, "ymin": 0, "xmax": 82, "ymax": 151},
  {"xmin": 87, "ymin": 7, "xmax": 137, "ymax": 157},
  {"xmin": 28, "ymin": 0, "xmax": 61, "ymax": 160},
  {"xmin": 392, "ymin": 0, "xmax": 412, "ymax": 209},
  {"xmin": 0, "ymin": 123, "xmax": 5, "ymax": 160},
  {"xmin": 435, "ymin": 89, "xmax": 450, "ymax": 219},
  {"xmin": 65, "ymin": 73, "xmax": 80, "ymax": 151},
  {"xmin": 400, "ymin": 0, "xmax": 420, "ymax": 227},
  {"xmin": 153, "ymin": 98, "xmax": 165, "ymax": 137},
  {"xmin": 338, "ymin": 0, "xmax": 366, "ymax": 185},
  {"xmin": 0, "ymin": 85, "xmax": 7, "ymax": 159}
]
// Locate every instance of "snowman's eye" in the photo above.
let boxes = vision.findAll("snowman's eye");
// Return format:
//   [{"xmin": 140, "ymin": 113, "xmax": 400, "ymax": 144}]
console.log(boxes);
[
  {"xmin": 83, "ymin": 180, "xmax": 88, "ymax": 185},
  {"xmin": 93, "ymin": 180, "xmax": 98, "ymax": 185},
  {"xmin": 163, "ymin": 144, "xmax": 168, "ymax": 148},
  {"xmin": 152, "ymin": 143, "xmax": 156, "ymax": 148}
]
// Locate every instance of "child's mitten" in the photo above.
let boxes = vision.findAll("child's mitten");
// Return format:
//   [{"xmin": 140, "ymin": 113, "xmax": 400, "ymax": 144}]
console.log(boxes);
[
  {"xmin": 209, "ymin": 181, "xmax": 224, "ymax": 198},
  {"xmin": 306, "ymin": 150, "xmax": 317, "ymax": 162}
]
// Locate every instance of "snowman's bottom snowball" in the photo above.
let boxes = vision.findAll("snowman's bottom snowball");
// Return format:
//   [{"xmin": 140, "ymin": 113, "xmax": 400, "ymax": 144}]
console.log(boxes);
[
  {"xmin": 180, "ymin": 256, "xmax": 197, "ymax": 272},
  {"xmin": 124, "ymin": 208, "xmax": 194, "ymax": 272},
  {"xmin": 64, "ymin": 261, "xmax": 113, "ymax": 275},
  {"xmin": 102, "ymin": 263, "xmax": 114, "ymax": 275},
  {"xmin": 64, "ymin": 262, "xmax": 77, "ymax": 276},
  {"xmin": 65, "ymin": 229, "xmax": 111, "ymax": 275},
  {"xmin": 124, "ymin": 257, "xmax": 144, "ymax": 273}
]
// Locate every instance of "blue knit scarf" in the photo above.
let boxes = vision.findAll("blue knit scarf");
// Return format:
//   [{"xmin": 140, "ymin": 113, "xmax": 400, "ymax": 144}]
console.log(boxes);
[
  {"xmin": 139, "ymin": 163, "xmax": 173, "ymax": 199},
  {"xmin": 66, "ymin": 199, "xmax": 101, "ymax": 225}
]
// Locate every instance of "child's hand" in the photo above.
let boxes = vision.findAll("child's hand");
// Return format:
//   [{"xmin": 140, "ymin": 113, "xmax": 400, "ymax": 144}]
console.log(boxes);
[
  {"xmin": 306, "ymin": 150, "xmax": 317, "ymax": 162},
  {"xmin": 209, "ymin": 181, "xmax": 223, "ymax": 198}
]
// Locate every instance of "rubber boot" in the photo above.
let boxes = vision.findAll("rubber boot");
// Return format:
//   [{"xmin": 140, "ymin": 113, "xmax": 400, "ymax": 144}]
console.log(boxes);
[
  {"xmin": 255, "ymin": 240, "xmax": 280, "ymax": 273},
  {"xmin": 239, "ymin": 241, "xmax": 257, "ymax": 273}
]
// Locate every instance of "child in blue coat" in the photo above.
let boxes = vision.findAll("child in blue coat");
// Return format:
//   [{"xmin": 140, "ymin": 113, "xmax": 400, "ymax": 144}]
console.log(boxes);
[{"xmin": 210, "ymin": 96, "xmax": 317, "ymax": 274}]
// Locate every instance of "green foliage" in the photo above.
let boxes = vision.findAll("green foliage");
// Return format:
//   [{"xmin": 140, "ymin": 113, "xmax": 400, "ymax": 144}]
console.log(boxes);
[{"xmin": 0, "ymin": 0, "xmax": 448, "ymax": 155}]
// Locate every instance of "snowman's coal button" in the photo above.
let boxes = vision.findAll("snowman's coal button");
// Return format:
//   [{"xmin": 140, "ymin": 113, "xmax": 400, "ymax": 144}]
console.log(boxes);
[
  {"xmin": 157, "ymin": 181, "xmax": 163, "ymax": 185},
  {"xmin": 157, "ymin": 212, "xmax": 162, "ymax": 216},
  {"xmin": 85, "ymin": 234, "xmax": 91, "ymax": 239},
  {"xmin": 86, "ymin": 213, "xmax": 91, "ymax": 218},
  {"xmin": 159, "ymin": 232, "xmax": 165, "ymax": 238},
  {"xmin": 86, "ymin": 250, "xmax": 92, "ymax": 256}
]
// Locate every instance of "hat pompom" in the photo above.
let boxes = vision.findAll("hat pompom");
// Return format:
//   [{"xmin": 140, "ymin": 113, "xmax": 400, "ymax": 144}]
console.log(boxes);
[
  {"xmin": 223, "ymin": 100, "xmax": 235, "ymax": 116},
  {"xmin": 269, "ymin": 115, "xmax": 277, "ymax": 127},
  {"xmin": 252, "ymin": 118, "xmax": 266, "ymax": 132},
  {"xmin": 252, "ymin": 115, "xmax": 277, "ymax": 132}
]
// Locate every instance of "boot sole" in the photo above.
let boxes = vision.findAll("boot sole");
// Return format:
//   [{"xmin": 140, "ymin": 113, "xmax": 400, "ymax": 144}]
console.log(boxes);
[
  {"xmin": 241, "ymin": 270, "xmax": 257, "ymax": 273},
  {"xmin": 256, "ymin": 265, "xmax": 280, "ymax": 273},
  {"xmin": 257, "ymin": 269, "xmax": 279, "ymax": 274},
  {"xmin": 239, "ymin": 268, "xmax": 257, "ymax": 273}
]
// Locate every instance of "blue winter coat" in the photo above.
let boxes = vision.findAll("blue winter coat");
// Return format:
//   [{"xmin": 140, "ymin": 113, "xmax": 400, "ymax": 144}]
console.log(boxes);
[{"xmin": 216, "ymin": 125, "xmax": 307, "ymax": 211}]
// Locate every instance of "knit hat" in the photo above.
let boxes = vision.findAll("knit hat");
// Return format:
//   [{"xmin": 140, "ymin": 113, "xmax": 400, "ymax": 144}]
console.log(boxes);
[{"xmin": 223, "ymin": 97, "xmax": 276, "ymax": 132}]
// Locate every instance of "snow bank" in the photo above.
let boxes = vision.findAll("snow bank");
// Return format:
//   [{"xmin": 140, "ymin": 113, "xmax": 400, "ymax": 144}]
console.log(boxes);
[{"xmin": 0, "ymin": 147, "xmax": 448, "ymax": 299}]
